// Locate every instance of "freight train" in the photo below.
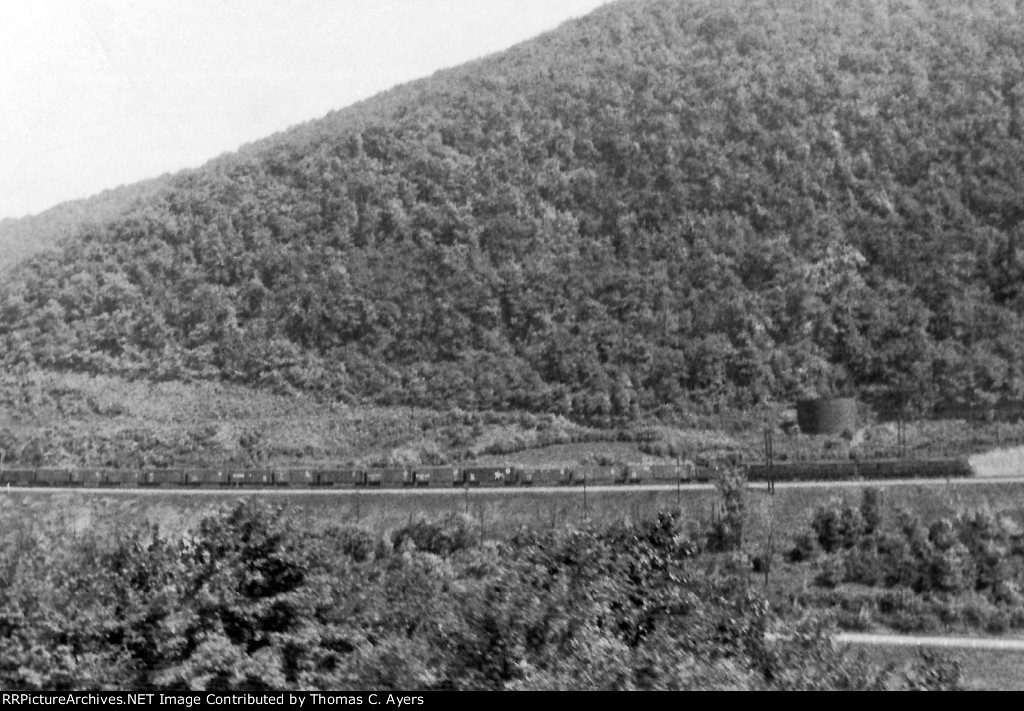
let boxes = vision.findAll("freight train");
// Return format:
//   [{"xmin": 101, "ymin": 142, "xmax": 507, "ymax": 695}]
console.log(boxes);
[{"xmin": 0, "ymin": 457, "xmax": 974, "ymax": 489}]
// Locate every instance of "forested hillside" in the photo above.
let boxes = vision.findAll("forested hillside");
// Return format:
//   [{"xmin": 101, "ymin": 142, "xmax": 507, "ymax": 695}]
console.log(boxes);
[
  {"xmin": 3, "ymin": 0, "xmax": 1024, "ymax": 422},
  {"xmin": 0, "ymin": 175, "xmax": 172, "ymax": 274}
]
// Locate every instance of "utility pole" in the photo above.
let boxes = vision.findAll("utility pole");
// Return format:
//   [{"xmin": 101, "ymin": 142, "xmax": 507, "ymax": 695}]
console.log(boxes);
[
  {"xmin": 582, "ymin": 470, "xmax": 588, "ymax": 523},
  {"xmin": 676, "ymin": 460, "xmax": 681, "ymax": 509}
]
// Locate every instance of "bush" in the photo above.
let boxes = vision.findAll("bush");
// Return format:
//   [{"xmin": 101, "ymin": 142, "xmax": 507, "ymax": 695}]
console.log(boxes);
[
  {"xmin": 815, "ymin": 555, "xmax": 845, "ymax": 589},
  {"xmin": 787, "ymin": 532, "xmax": 818, "ymax": 563},
  {"xmin": 963, "ymin": 598, "xmax": 998, "ymax": 629},
  {"xmin": 986, "ymin": 610, "xmax": 1010, "ymax": 634},
  {"xmin": 860, "ymin": 488, "xmax": 883, "ymax": 535},
  {"xmin": 323, "ymin": 525, "xmax": 385, "ymax": 562},
  {"xmin": 926, "ymin": 543, "xmax": 971, "ymax": 593},
  {"xmin": 928, "ymin": 518, "xmax": 958, "ymax": 551},
  {"xmin": 391, "ymin": 514, "xmax": 480, "ymax": 556},
  {"xmin": 843, "ymin": 541, "xmax": 883, "ymax": 586},
  {"xmin": 811, "ymin": 499, "xmax": 865, "ymax": 553},
  {"xmin": 706, "ymin": 470, "xmax": 745, "ymax": 553},
  {"xmin": 1009, "ymin": 607, "xmax": 1024, "ymax": 630}
]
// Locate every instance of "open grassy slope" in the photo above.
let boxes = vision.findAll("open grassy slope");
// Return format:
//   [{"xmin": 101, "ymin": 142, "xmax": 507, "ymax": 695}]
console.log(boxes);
[{"xmin": 4, "ymin": 369, "xmax": 1024, "ymax": 469}]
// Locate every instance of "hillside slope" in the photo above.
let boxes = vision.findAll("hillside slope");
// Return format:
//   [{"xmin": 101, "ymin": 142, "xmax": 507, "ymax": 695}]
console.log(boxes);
[
  {"xmin": 0, "ymin": 175, "xmax": 173, "ymax": 274},
  {"xmin": 3, "ymin": 0, "xmax": 1024, "ymax": 422}
]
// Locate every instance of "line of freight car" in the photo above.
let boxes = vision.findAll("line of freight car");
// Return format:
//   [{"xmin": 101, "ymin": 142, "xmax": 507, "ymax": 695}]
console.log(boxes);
[
  {"xmin": 0, "ymin": 462, "xmax": 699, "ymax": 488},
  {"xmin": 746, "ymin": 458, "xmax": 974, "ymax": 482}
]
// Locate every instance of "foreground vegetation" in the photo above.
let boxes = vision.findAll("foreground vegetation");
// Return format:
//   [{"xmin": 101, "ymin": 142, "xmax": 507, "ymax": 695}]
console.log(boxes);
[
  {"xmin": 0, "ymin": 497, "xmax": 965, "ymax": 691},
  {"xmin": 790, "ymin": 489, "xmax": 1024, "ymax": 636}
]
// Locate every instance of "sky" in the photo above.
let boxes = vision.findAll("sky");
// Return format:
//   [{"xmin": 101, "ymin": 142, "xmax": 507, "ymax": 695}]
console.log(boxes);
[{"xmin": 0, "ymin": 0, "xmax": 610, "ymax": 221}]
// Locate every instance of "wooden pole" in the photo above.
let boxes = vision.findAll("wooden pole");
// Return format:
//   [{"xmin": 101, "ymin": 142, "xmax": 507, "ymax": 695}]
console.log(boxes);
[{"xmin": 582, "ymin": 471, "xmax": 588, "ymax": 523}]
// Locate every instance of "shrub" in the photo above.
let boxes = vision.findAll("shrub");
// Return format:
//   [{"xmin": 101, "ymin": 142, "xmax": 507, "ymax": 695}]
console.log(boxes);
[
  {"xmin": 787, "ymin": 532, "xmax": 818, "ymax": 563},
  {"xmin": 927, "ymin": 544, "xmax": 969, "ymax": 593},
  {"xmin": 1009, "ymin": 607, "xmax": 1024, "ymax": 630},
  {"xmin": 815, "ymin": 555, "xmax": 845, "ymax": 589},
  {"xmin": 928, "ymin": 518, "xmax": 958, "ymax": 551},
  {"xmin": 843, "ymin": 540, "xmax": 883, "ymax": 586},
  {"xmin": 963, "ymin": 598, "xmax": 997, "ymax": 629},
  {"xmin": 860, "ymin": 488, "xmax": 883, "ymax": 535},
  {"xmin": 323, "ymin": 525, "xmax": 385, "ymax": 562},
  {"xmin": 811, "ymin": 500, "xmax": 843, "ymax": 553},
  {"xmin": 986, "ymin": 610, "xmax": 1010, "ymax": 634},
  {"xmin": 706, "ymin": 469, "xmax": 746, "ymax": 553},
  {"xmin": 391, "ymin": 514, "xmax": 480, "ymax": 556}
]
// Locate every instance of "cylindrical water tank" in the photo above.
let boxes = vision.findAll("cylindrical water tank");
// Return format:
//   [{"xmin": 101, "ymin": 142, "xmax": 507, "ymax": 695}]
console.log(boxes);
[{"xmin": 796, "ymin": 397, "xmax": 858, "ymax": 435}]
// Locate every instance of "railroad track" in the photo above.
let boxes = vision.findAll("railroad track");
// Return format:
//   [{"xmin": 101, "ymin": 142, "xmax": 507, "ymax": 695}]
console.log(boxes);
[{"xmin": 5, "ymin": 475, "xmax": 1024, "ymax": 496}]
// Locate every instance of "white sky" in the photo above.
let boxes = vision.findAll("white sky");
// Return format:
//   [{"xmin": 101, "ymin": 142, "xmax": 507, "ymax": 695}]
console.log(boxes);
[{"xmin": 0, "ymin": 0, "xmax": 609, "ymax": 220}]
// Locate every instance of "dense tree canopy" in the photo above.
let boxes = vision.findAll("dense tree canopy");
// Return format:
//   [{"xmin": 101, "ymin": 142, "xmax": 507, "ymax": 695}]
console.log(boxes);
[
  {"xmin": 3, "ymin": 0, "xmax": 1024, "ymax": 420},
  {"xmin": 0, "ymin": 500, "xmax": 963, "ymax": 690}
]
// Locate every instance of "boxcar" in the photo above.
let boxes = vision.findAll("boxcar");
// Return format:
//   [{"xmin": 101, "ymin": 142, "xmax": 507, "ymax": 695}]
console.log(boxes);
[
  {"xmin": 373, "ymin": 468, "xmax": 410, "ymax": 487},
  {"xmin": 523, "ymin": 467, "xmax": 570, "ymax": 486},
  {"xmin": 184, "ymin": 469, "xmax": 226, "ymax": 487},
  {"xmin": 222, "ymin": 469, "xmax": 273, "ymax": 487},
  {"xmin": 76, "ymin": 468, "xmax": 110, "ymax": 487},
  {"xmin": 584, "ymin": 465, "xmax": 622, "ymax": 485},
  {"xmin": 852, "ymin": 460, "xmax": 890, "ymax": 480},
  {"xmin": 34, "ymin": 468, "xmax": 72, "ymax": 486},
  {"xmin": 96, "ymin": 469, "xmax": 128, "ymax": 486},
  {"xmin": 1, "ymin": 468, "xmax": 36, "ymax": 486},
  {"xmin": 359, "ymin": 467, "xmax": 409, "ymax": 487},
  {"xmin": 625, "ymin": 463, "xmax": 650, "ymax": 483},
  {"xmin": 563, "ymin": 466, "xmax": 588, "ymax": 486},
  {"xmin": 144, "ymin": 469, "xmax": 186, "ymax": 487},
  {"xmin": 316, "ymin": 469, "xmax": 362, "ymax": 487},
  {"xmin": 648, "ymin": 463, "xmax": 692, "ymax": 482},
  {"xmin": 413, "ymin": 466, "xmax": 461, "ymax": 488},
  {"xmin": 462, "ymin": 465, "xmax": 517, "ymax": 487},
  {"xmin": 116, "ymin": 470, "xmax": 144, "ymax": 487},
  {"xmin": 274, "ymin": 469, "xmax": 319, "ymax": 487},
  {"xmin": 248, "ymin": 470, "xmax": 275, "ymax": 487}
]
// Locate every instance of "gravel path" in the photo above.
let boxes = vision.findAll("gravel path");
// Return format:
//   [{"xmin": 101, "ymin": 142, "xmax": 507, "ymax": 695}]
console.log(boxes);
[
  {"xmin": 969, "ymin": 446, "xmax": 1024, "ymax": 478},
  {"xmin": 836, "ymin": 632, "xmax": 1024, "ymax": 651}
]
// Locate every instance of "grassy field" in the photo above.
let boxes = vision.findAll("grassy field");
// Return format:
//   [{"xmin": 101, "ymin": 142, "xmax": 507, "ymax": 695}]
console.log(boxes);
[
  {"xmin": 5, "ymin": 478, "xmax": 1024, "ymax": 542},
  {"xmin": 847, "ymin": 642, "xmax": 1024, "ymax": 690},
  {"xmin": 6, "ymin": 369, "xmax": 1024, "ymax": 472}
]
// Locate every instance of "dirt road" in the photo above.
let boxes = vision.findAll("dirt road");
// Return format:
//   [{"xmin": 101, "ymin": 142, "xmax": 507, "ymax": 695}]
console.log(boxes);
[{"xmin": 836, "ymin": 632, "xmax": 1024, "ymax": 651}]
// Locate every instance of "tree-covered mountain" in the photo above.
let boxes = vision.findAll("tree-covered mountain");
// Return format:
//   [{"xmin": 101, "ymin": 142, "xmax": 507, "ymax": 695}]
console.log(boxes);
[
  {"xmin": 0, "ymin": 174, "xmax": 173, "ymax": 274},
  {"xmin": 3, "ymin": 0, "xmax": 1024, "ymax": 422}
]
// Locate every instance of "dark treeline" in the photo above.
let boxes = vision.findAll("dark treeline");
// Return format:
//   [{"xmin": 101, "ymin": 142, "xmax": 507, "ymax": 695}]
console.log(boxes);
[{"xmin": 3, "ymin": 0, "xmax": 1024, "ymax": 421}]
